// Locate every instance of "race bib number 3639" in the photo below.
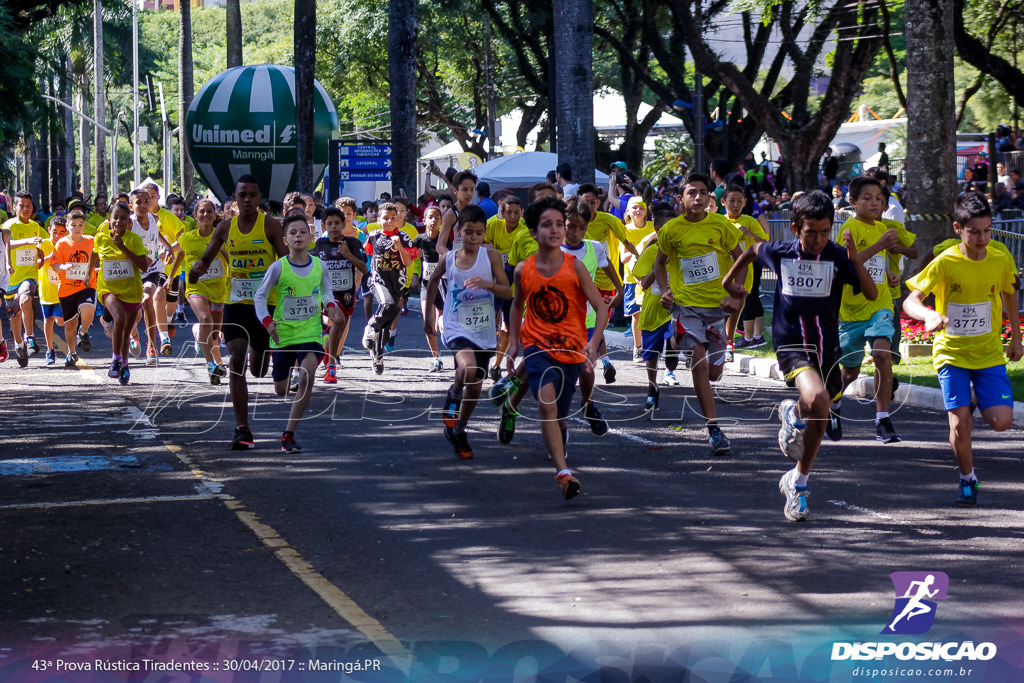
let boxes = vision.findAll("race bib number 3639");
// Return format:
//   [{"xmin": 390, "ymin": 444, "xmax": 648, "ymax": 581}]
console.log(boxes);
[{"xmin": 680, "ymin": 252, "xmax": 720, "ymax": 285}]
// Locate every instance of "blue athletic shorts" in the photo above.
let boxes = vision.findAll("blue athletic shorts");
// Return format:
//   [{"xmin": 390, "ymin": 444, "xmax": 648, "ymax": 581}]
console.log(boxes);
[
  {"xmin": 623, "ymin": 284, "xmax": 642, "ymax": 316},
  {"xmin": 523, "ymin": 345, "xmax": 583, "ymax": 421},
  {"xmin": 640, "ymin": 322, "xmax": 671, "ymax": 363},
  {"xmin": 41, "ymin": 303, "xmax": 62, "ymax": 320},
  {"xmin": 938, "ymin": 364, "xmax": 1014, "ymax": 411},
  {"xmin": 839, "ymin": 308, "xmax": 895, "ymax": 367}
]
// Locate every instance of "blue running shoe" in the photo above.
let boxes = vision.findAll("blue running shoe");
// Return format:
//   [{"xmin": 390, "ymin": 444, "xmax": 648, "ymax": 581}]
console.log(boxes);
[{"xmin": 955, "ymin": 479, "xmax": 978, "ymax": 507}]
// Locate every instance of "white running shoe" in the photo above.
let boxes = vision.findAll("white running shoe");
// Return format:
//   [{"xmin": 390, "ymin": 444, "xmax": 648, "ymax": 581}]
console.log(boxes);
[
  {"xmin": 777, "ymin": 399, "xmax": 806, "ymax": 463},
  {"xmin": 779, "ymin": 469, "xmax": 810, "ymax": 522},
  {"xmin": 361, "ymin": 324, "xmax": 377, "ymax": 351},
  {"xmin": 661, "ymin": 370, "xmax": 680, "ymax": 386}
]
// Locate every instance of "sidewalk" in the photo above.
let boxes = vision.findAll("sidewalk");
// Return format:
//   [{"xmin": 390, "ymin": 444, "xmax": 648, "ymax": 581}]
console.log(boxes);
[{"xmin": 604, "ymin": 329, "xmax": 1024, "ymax": 428}]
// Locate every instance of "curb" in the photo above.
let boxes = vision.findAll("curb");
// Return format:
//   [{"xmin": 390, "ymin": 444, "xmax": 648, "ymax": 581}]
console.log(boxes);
[{"xmin": 604, "ymin": 331, "xmax": 1024, "ymax": 428}]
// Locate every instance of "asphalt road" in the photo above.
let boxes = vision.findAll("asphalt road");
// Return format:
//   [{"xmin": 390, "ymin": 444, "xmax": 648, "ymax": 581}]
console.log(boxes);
[{"xmin": 1, "ymin": 301, "xmax": 1023, "ymax": 682}]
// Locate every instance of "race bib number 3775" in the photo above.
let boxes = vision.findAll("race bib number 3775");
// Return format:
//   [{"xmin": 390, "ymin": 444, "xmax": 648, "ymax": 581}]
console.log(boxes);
[{"xmin": 946, "ymin": 301, "xmax": 992, "ymax": 337}]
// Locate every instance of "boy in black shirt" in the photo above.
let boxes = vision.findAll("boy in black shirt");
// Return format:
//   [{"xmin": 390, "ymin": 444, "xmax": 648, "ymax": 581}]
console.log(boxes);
[
  {"xmin": 311, "ymin": 207, "xmax": 367, "ymax": 382},
  {"xmin": 413, "ymin": 204, "xmax": 444, "ymax": 371},
  {"xmin": 721, "ymin": 190, "xmax": 877, "ymax": 522},
  {"xmin": 361, "ymin": 202, "xmax": 416, "ymax": 374}
]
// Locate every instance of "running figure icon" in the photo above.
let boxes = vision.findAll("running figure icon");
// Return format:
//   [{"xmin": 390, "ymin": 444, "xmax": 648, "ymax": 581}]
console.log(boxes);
[{"xmin": 881, "ymin": 571, "xmax": 949, "ymax": 635}]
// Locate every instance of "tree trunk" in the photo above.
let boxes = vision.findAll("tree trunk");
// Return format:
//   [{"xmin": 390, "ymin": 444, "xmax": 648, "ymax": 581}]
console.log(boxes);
[
  {"xmin": 179, "ymin": 0, "xmax": 195, "ymax": 201},
  {"xmin": 226, "ymin": 0, "xmax": 243, "ymax": 68},
  {"xmin": 388, "ymin": 0, "xmax": 417, "ymax": 197},
  {"xmin": 63, "ymin": 64, "xmax": 75, "ymax": 199},
  {"xmin": 905, "ymin": 0, "xmax": 957, "ymax": 268},
  {"xmin": 294, "ymin": 0, "xmax": 316, "ymax": 192},
  {"xmin": 552, "ymin": 0, "xmax": 595, "ymax": 184},
  {"xmin": 48, "ymin": 78, "xmax": 63, "ymax": 206},
  {"xmin": 29, "ymin": 136, "xmax": 45, "ymax": 203},
  {"xmin": 94, "ymin": 0, "xmax": 106, "ymax": 196},
  {"xmin": 79, "ymin": 80, "xmax": 91, "ymax": 199}
]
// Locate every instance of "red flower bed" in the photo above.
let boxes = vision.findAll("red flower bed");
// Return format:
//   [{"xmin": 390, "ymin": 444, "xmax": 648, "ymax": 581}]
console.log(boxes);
[{"xmin": 900, "ymin": 312, "xmax": 1024, "ymax": 344}]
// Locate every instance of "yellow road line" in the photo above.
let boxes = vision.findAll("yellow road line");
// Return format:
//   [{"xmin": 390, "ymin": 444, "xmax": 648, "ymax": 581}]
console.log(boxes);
[{"xmin": 162, "ymin": 444, "xmax": 411, "ymax": 667}]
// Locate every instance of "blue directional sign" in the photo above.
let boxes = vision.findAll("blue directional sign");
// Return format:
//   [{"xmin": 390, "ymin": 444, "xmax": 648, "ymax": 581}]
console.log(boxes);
[
  {"xmin": 337, "ymin": 143, "xmax": 392, "ymax": 157},
  {"xmin": 339, "ymin": 170, "xmax": 393, "ymax": 182},
  {"xmin": 338, "ymin": 157, "xmax": 393, "ymax": 170},
  {"xmin": 327, "ymin": 139, "xmax": 393, "ymax": 202}
]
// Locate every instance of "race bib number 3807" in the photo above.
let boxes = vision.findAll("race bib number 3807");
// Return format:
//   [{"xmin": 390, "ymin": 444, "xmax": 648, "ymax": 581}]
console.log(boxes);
[{"xmin": 780, "ymin": 259, "xmax": 833, "ymax": 298}]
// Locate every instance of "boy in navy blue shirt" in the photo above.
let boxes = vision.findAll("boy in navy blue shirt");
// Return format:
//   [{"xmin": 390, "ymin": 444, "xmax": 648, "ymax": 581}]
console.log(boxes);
[{"xmin": 721, "ymin": 190, "xmax": 877, "ymax": 521}]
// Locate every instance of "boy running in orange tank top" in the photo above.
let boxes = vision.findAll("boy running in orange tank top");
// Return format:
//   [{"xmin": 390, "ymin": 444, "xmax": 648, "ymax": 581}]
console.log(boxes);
[{"xmin": 506, "ymin": 197, "xmax": 609, "ymax": 501}]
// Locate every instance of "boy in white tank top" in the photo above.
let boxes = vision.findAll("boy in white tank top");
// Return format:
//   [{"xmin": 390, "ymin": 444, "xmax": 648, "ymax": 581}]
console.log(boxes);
[{"xmin": 423, "ymin": 205, "xmax": 512, "ymax": 460}]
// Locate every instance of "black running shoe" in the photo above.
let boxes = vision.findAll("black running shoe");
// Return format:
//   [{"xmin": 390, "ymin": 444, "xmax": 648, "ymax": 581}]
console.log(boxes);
[
  {"xmin": 78, "ymin": 332, "xmax": 92, "ymax": 352},
  {"xmin": 15, "ymin": 342, "xmax": 28, "ymax": 368},
  {"xmin": 875, "ymin": 416, "xmax": 901, "ymax": 444},
  {"xmin": 281, "ymin": 431, "xmax": 302, "ymax": 453},
  {"xmin": 603, "ymin": 361, "xmax": 616, "ymax": 384},
  {"xmin": 826, "ymin": 408, "xmax": 842, "ymax": 441},
  {"xmin": 443, "ymin": 387, "xmax": 461, "ymax": 428},
  {"xmin": 230, "ymin": 425, "xmax": 255, "ymax": 450},
  {"xmin": 584, "ymin": 402, "xmax": 609, "ymax": 437},
  {"xmin": 119, "ymin": 365, "xmax": 130, "ymax": 385},
  {"xmin": 498, "ymin": 400, "xmax": 518, "ymax": 444}
]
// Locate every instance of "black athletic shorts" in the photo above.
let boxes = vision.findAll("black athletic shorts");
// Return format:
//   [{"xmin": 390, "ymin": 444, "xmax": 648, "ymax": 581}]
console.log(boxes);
[
  {"xmin": 222, "ymin": 303, "xmax": 273, "ymax": 352},
  {"xmin": 59, "ymin": 288, "xmax": 97, "ymax": 320}
]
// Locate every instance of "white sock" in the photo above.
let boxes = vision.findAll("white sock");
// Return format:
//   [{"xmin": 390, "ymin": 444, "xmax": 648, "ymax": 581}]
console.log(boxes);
[
  {"xmin": 557, "ymin": 468, "xmax": 572, "ymax": 477},
  {"xmin": 601, "ymin": 355, "xmax": 610, "ymax": 366},
  {"xmin": 963, "ymin": 469, "xmax": 977, "ymax": 483},
  {"xmin": 832, "ymin": 400, "xmax": 842, "ymax": 410},
  {"xmin": 792, "ymin": 467, "xmax": 809, "ymax": 488},
  {"xmin": 876, "ymin": 411, "xmax": 889, "ymax": 423}
]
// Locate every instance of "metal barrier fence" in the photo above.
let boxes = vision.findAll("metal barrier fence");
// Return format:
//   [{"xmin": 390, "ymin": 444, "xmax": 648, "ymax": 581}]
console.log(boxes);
[{"xmin": 758, "ymin": 211, "xmax": 1024, "ymax": 307}]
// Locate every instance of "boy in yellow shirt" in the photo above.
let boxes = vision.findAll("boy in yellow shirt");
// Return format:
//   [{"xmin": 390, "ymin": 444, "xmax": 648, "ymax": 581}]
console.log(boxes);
[
  {"xmin": 4, "ymin": 191, "xmax": 47, "ymax": 365},
  {"xmin": 832, "ymin": 176, "xmax": 903, "ymax": 443},
  {"xmin": 654, "ymin": 173, "xmax": 743, "ymax": 456},
  {"xmin": 904, "ymin": 191, "xmax": 1021, "ymax": 507}
]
